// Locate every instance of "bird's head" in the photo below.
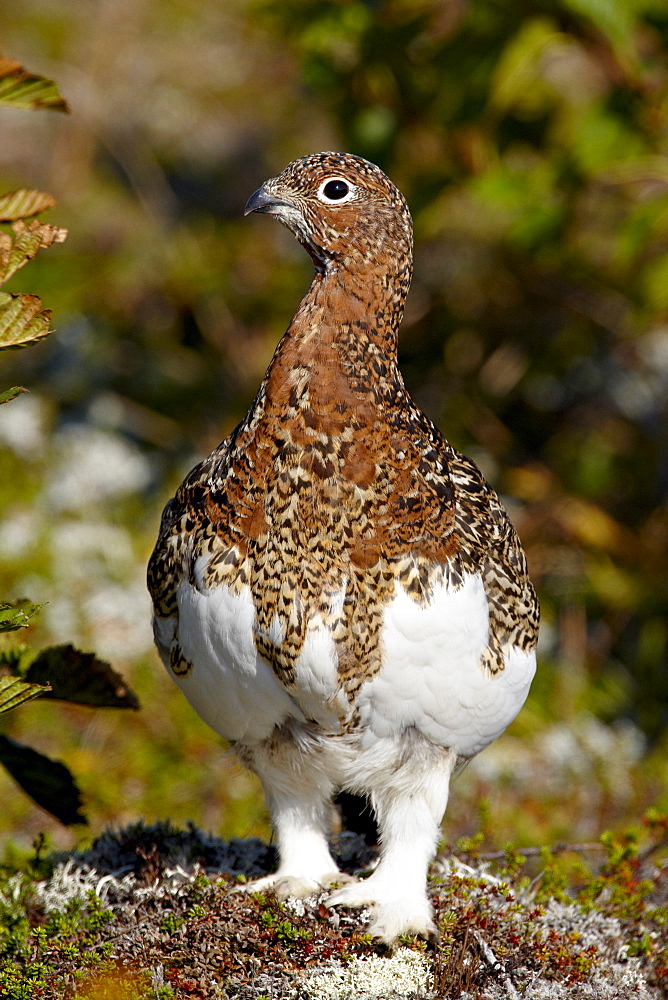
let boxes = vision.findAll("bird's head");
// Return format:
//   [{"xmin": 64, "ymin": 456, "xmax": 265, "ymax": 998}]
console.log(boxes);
[{"xmin": 244, "ymin": 152, "xmax": 413, "ymax": 274}]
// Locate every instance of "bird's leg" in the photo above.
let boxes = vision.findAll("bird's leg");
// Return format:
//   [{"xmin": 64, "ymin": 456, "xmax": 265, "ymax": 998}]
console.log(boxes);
[
  {"xmin": 327, "ymin": 742, "xmax": 456, "ymax": 942},
  {"xmin": 237, "ymin": 738, "xmax": 348, "ymax": 899}
]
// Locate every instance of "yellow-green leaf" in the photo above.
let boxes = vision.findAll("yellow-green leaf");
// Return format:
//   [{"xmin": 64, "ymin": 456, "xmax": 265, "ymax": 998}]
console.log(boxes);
[
  {"xmin": 0, "ymin": 56, "xmax": 69, "ymax": 112},
  {"xmin": 0, "ymin": 291, "xmax": 53, "ymax": 349},
  {"xmin": 0, "ymin": 675, "xmax": 50, "ymax": 715},
  {"xmin": 0, "ymin": 189, "xmax": 57, "ymax": 222}
]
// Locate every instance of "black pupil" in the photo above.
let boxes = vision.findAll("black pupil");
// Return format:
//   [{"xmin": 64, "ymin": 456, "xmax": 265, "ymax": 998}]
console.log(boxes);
[{"xmin": 323, "ymin": 179, "xmax": 349, "ymax": 200}]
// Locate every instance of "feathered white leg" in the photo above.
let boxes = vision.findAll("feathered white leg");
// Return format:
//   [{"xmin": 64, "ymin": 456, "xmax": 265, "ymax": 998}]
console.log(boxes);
[
  {"xmin": 327, "ymin": 738, "xmax": 456, "ymax": 943},
  {"xmin": 237, "ymin": 734, "xmax": 348, "ymax": 898}
]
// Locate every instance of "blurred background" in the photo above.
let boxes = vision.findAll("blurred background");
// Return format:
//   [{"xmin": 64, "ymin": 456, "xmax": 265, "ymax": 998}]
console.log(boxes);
[{"xmin": 0, "ymin": 0, "xmax": 667, "ymax": 857}]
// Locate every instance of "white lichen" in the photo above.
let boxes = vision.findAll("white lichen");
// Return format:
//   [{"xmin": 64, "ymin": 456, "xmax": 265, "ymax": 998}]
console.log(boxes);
[{"xmin": 295, "ymin": 947, "xmax": 433, "ymax": 1000}]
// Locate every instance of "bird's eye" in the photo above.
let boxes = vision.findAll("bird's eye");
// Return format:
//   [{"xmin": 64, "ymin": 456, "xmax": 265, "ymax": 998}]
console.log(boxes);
[{"xmin": 317, "ymin": 177, "xmax": 354, "ymax": 204}]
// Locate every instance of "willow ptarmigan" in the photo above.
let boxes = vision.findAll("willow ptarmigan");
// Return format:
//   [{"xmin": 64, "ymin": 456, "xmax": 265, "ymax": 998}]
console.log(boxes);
[{"xmin": 148, "ymin": 151, "xmax": 539, "ymax": 943}]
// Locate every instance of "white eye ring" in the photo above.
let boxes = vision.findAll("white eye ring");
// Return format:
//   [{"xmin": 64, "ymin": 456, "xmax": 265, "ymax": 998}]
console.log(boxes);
[{"xmin": 317, "ymin": 177, "xmax": 356, "ymax": 204}]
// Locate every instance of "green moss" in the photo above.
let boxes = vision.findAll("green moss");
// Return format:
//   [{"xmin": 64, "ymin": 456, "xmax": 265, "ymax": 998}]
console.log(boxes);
[{"xmin": 0, "ymin": 881, "xmax": 144, "ymax": 999}]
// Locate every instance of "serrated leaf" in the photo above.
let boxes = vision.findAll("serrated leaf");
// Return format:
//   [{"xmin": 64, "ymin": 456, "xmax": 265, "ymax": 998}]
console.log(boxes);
[
  {"xmin": 0, "ymin": 56, "xmax": 69, "ymax": 112},
  {"xmin": 0, "ymin": 734, "xmax": 85, "ymax": 825},
  {"xmin": 0, "ymin": 291, "xmax": 53, "ymax": 349},
  {"xmin": 0, "ymin": 675, "xmax": 50, "ymax": 714},
  {"xmin": 0, "ymin": 219, "xmax": 68, "ymax": 285},
  {"xmin": 0, "ymin": 189, "xmax": 57, "ymax": 222},
  {"xmin": 0, "ymin": 601, "xmax": 41, "ymax": 633},
  {"xmin": 0, "ymin": 385, "xmax": 27, "ymax": 404},
  {"xmin": 26, "ymin": 644, "xmax": 141, "ymax": 709}
]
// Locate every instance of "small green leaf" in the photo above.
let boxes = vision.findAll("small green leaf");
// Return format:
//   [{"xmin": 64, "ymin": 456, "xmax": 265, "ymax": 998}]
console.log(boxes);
[
  {"xmin": 0, "ymin": 189, "xmax": 57, "ymax": 222},
  {"xmin": 26, "ymin": 644, "xmax": 141, "ymax": 709},
  {"xmin": 0, "ymin": 675, "xmax": 50, "ymax": 714},
  {"xmin": 0, "ymin": 56, "xmax": 69, "ymax": 112},
  {"xmin": 0, "ymin": 291, "xmax": 53, "ymax": 349},
  {"xmin": 0, "ymin": 385, "xmax": 27, "ymax": 404},
  {"xmin": 0, "ymin": 601, "xmax": 41, "ymax": 633},
  {"xmin": 0, "ymin": 734, "xmax": 86, "ymax": 825}
]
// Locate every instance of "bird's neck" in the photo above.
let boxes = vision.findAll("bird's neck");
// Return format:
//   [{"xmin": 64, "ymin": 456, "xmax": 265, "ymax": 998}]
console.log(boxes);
[{"xmin": 262, "ymin": 259, "xmax": 411, "ymax": 411}]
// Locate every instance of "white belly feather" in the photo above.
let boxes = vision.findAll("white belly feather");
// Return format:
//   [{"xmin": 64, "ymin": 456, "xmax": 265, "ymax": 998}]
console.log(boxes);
[
  {"xmin": 167, "ymin": 579, "xmax": 300, "ymax": 743},
  {"xmin": 164, "ymin": 567, "xmax": 535, "ymax": 759},
  {"xmin": 360, "ymin": 573, "xmax": 535, "ymax": 758}
]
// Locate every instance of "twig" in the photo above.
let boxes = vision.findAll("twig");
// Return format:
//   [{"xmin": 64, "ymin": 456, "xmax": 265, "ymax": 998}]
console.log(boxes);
[
  {"xmin": 468, "ymin": 837, "xmax": 668, "ymax": 864},
  {"xmin": 466, "ymin": 842, "xmax": 607, "ymax": 862}
]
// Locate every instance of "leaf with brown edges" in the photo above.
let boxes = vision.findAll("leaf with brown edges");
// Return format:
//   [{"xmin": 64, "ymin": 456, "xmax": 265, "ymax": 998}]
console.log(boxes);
[
  {"xmin": 0, "ymin": 291, "xmax": 53, "ymax": 349},
  {"xmin": 0, "ymin": 385, "xmax": 27, "ymax": 404},
  {"xmin": 0, "ymin": 219, "xmax": 68, "ymax": 285}
]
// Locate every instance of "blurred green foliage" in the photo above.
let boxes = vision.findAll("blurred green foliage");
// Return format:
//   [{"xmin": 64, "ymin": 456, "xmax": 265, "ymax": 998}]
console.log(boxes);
[
  {"xmin": 0, "ymin": 58, "xmax": 143, "ymax": 829},
  {"xmin": 0, "ymin": 0, "xmax": 667, "ymax": 851},
  {"xmin": 267, "ymin": 0, "xmax": 668, "ymax": 738}
]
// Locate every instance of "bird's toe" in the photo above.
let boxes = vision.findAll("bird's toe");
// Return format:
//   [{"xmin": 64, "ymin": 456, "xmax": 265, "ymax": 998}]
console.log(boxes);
[
  {"xmin": 326, "ymin": 879, "xmax": 436, "ymax": 944},
  {"xmin": 237, "ymin": 870, "xmax": 354, "ymax": 899}
]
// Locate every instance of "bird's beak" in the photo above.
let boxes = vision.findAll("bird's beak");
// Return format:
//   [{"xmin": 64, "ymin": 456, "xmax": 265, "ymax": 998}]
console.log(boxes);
[{"xmin": 244, "ymin": 184, "xmax": 293, "ymax": 217}]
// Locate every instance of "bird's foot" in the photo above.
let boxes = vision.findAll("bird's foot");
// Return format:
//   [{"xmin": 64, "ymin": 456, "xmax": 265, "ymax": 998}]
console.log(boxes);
[
  {"xmin": 326, "ymin": 878, "xmax": 437, "ymax": 944},
  {"xmin": 237, "ymin": 870, "xmax": 356, "ymax": 900}
]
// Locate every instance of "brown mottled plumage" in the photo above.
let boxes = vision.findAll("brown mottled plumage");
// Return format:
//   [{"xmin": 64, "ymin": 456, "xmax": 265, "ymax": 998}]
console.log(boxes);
[{"xmin": 148, "ymin": 152, "xmax": 538, "ymax": 942}]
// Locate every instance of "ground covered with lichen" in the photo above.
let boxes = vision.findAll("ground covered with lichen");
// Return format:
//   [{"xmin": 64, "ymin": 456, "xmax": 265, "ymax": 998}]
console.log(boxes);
[{"xmin": 1, "ymin": 819, "xmax": 666, "ymax": 999}]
